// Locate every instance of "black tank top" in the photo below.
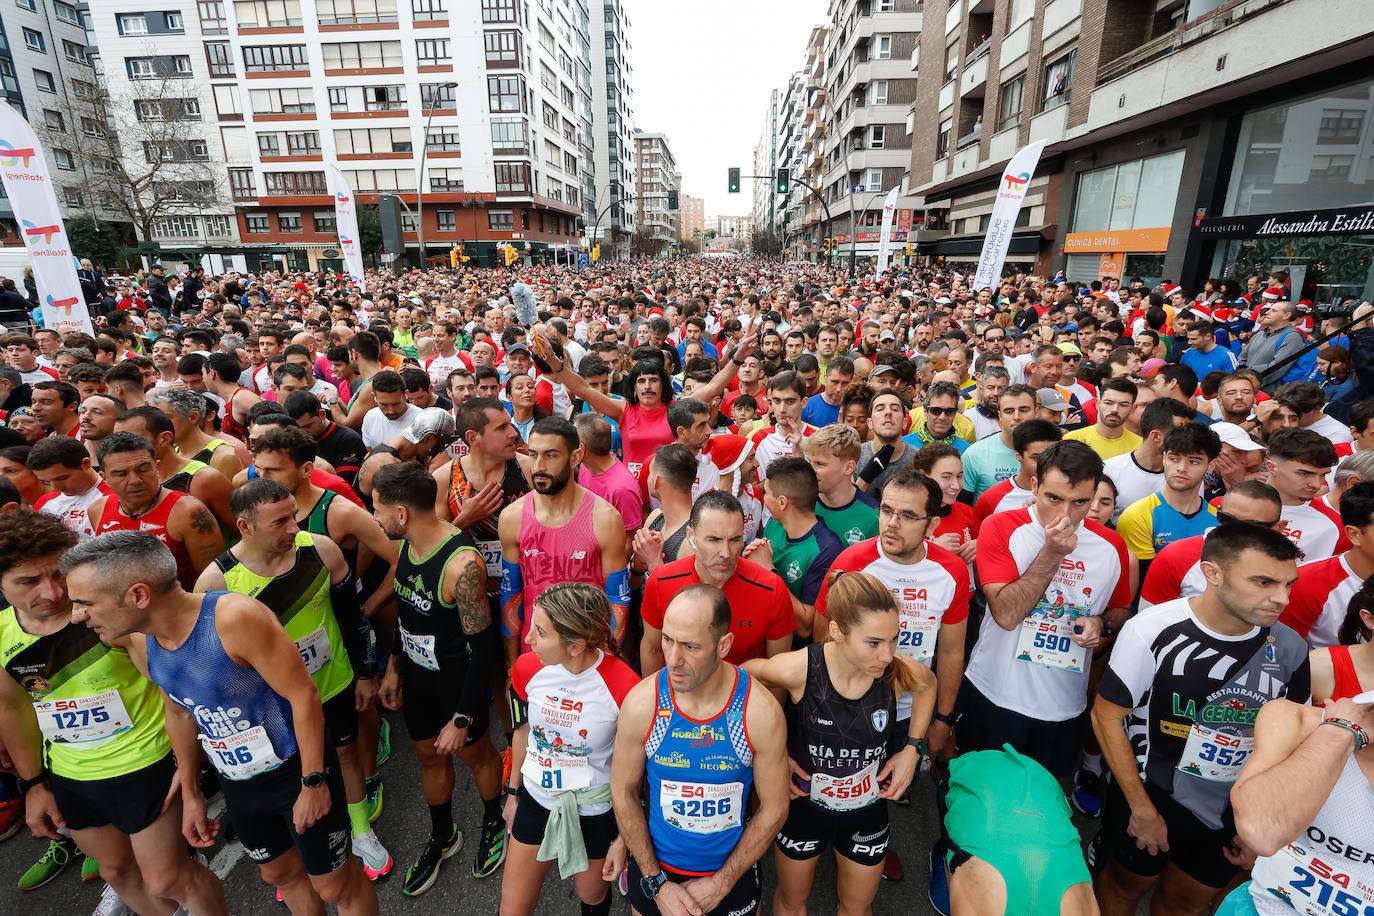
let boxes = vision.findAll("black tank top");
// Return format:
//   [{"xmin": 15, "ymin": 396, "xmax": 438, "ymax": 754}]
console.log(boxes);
[
  {"xmin": 788, "ymin": 643, "xmax": 895, "ymax": 782},
  {"xmin": 395, "ymin": 529, "xmax": 478, "ymax": 665},
  {"xmin": 648, "ymin": 512, "xmax": 689, "ymax": 564}
]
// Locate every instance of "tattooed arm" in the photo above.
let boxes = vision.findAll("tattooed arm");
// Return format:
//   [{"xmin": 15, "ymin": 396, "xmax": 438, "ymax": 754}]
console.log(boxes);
[
  {"xmin": 171, "ymin": 495, "xmax": 225, "ymax": 581},
  {"xmin": 443, "ymin": 547, "xmax": 497, "ymax": 738}
]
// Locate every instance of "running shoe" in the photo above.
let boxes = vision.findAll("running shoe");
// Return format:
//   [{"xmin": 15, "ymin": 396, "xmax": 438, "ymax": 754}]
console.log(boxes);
[
  {"xmin": 353, "ymin": 831, "xmax": 393, "ymax": 880},
  {"xmin": 402, "ymin": 825, "xmax": 462, "ymax": 897},
  {"xmin": 364, "ymin": 776, "xmax": 383, "ymax": 824},
  {"xmin": 18, "ymin": 836, "xmax": 78, "ymax": 891},
  {"xmin": 375, "ymin": 718, "xmax": 391, "ymax": 768},
  {"xmin": 1071, "ymin": 768, "xmax": 1103, "ymax": 818},
  {"xmin": 928, "ymin": 845, "xmax": 951, "ymax": 916},
  {"xmin": 81, "ymin": 855, "xmax": 101, "ymax": 882},
  {"xmin": 91, "ymin": 883, "xmax": 130, "ymax": 916},
  {"xmin": 472, "ymin": 815, "xmax": 506, "ymax": 878},
  {"xmin": 882, "ymin": 848, "xmax": 904, "ymax": 881},
  {"xmin": 0, "ymin": 796, "xmax": 23, "ymax": 841}
]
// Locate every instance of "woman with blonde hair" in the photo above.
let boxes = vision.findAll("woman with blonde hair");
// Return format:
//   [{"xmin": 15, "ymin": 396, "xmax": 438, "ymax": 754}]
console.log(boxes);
[
  {"xmin": 745, "ymin": 570, "xmax": 936, "ymax": 916},
  {"xmin": 501, "ymin": 583, "xmax": 637, "ymax": 916}
]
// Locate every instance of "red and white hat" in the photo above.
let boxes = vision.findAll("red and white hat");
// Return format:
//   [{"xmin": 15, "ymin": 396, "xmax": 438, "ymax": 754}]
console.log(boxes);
[
  {"xmin": 1161, "ymin": 284, "xmax": 1182, "ymax": 298},
  {"xmin": 706, "ymin": 434, "xmax": 755, "ymax": 477},
  {"xmin": 1262, "ymin": 287, "xmax": 1284, "ymax": 301}
]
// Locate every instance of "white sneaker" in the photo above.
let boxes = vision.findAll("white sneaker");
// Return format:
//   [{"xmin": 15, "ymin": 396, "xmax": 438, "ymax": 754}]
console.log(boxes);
[
  {"xmin": 353, "ymin": 831, "xmax": 393, "ymax": 879},
  {"xmin": 92, "ymin": 884, "xmax": 130, "ymax": 916}
]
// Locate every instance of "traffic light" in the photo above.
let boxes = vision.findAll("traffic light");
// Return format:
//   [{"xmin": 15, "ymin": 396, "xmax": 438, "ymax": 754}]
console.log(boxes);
[
  {"xmin": 504, "ymin": 245, "xmax": 518, "ymax": 266},
  {"xmin": 667, "ymin": 190, "xmax": 679, "ymax": 210},
  {"xmin": 591, "ymin": 243, "xmax": 601, "ymax": 262},
  {"xmin": 728, "ymin": 167, "xmax": 740, "ymax": 193},
  {"xmin": 776, "ymin": 168, "xmax": 789, "ymax": 194}
]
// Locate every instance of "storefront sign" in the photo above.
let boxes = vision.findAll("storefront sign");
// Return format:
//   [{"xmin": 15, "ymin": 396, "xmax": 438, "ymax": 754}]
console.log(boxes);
[
  {"xmin": 897, "ymin": 208, "xmax": 913, "ymax": 231},
  {"xmin": 1196, "ymin": 205, "xmax": 1374, "ymax": 239},
  {"xmin": 1097, "ymin": 253, "xmax": 1124, "ymax": 279},
  {"xmin": 1063, "ymin": 227, "xmax": 1171, "ymax": 252}
]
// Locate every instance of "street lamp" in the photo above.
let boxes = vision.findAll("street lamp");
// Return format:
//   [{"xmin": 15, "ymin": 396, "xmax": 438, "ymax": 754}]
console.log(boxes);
[{"xmin": 416, "ymin": 81, "xmax": 459, "ymax": 268}]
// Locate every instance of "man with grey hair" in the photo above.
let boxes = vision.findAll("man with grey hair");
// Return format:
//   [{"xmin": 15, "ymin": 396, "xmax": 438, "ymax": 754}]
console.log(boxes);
[
  {"xmin": 1239, "ymin": 300, "xmax": 1306, "ymax": 393},
  {"xmin": 149, "ymin": 386, "xmax": 244, "ymax": 480},
  {"xmin": 964, "ymin": 364, "xmax": 1011, "ymax": 441},
  {"xmin": 62, "ymin": 531, "xmax": 379, "ymax": 915}
]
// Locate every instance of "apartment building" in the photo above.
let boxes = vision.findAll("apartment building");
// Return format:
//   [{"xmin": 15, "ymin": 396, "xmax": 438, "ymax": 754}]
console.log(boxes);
[
  {"xmin": 589, "ymin": 0, "xmax": 634, "ymax": 257},
  {"xmin": 86, "ymin": 0, "xmax": 594, "ymax": 272},
  {"xmin": 0, "ymin": 0, "xmax": 124, "ymax": 246},
  {"xmin": 752, "ymin": 87, "xmax": 781, "ymax": 235},
  {"xmin": 679, "ymin": 192, "xmax": 703, "ymax": 243},
  {"xmin": 633, "ymin": 129, "xmax": 678, "ymax": 251},
  {"xmin": 911, "ymin": 0, "xmax": 1374, "ymax": 298}
]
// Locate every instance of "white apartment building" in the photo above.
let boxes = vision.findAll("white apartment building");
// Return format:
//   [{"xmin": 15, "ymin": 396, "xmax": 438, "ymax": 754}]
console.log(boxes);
[
  {"xmin": 633, "ymin": 129, "xmax": 677, "ymax": 250},
  {"xmin": 588, "ymin": 0, "xmax": 633, "ymax": 257},
  {"xmin": 86, "ymin": 0, "xmax": 593, "ymax": 271}
]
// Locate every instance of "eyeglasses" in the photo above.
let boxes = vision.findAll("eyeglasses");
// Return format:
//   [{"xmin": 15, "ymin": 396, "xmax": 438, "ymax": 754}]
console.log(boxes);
[
  {"xmin": 984, "ymin": 334, "xmax": 1005, "ymax": 341},
  {"xmin": 926, "ymin": 406, "xmax": 957, "ymax": 416},
  {"xmin": 879, "ymin": 505, "xmax": 934, "ymax": 524},
  {"xmin": 1216, "ymin": 511, "xmax": 1283, "ymax": 528}
]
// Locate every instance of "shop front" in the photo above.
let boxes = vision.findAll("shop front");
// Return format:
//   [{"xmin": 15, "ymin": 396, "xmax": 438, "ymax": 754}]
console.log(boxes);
[{"xmin": 1063, "ymin": 227, "xmax": 1171, "ymax": 287}]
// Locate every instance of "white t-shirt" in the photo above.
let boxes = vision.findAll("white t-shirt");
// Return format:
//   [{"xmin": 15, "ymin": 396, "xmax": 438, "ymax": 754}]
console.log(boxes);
[
  {"xmin": 34, "ymin": 480, "xmax": 110, "ymax": 541},
  {"xmin": 360, "ymin": 403, "xmax": 420, "ymax": 449},
  {"xmin": 963, "ymin": 406, "xmax": 1000, "ymax": 441},
  {"xmin": 1305, "ymin": 413, "xmax": 1354, "ymax": 445},
  {"xmin": 425, "ymin": 353, "xmax": 467, "ymax": 392},
  {"xmin": 1103, "ymin": 451, "xmax": 1165, "ymax": 522},
  {"xmin": 1279, "ymin": 498, "xmax": 1346, "ymax": 564}
]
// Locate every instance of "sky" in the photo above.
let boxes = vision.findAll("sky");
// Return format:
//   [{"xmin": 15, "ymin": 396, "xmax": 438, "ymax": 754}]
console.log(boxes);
[{"xmin": 624, "ymin": 0, "xmax": 826, "ymax": 222}]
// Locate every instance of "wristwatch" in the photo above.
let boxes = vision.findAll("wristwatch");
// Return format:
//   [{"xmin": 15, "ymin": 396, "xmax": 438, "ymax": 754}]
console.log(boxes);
[
  {"xmin": 933, "ymin": 711, "xmax": 960, "ymax": 727},
  {"xmin": 301, "ymin": 770, "xmax": 326, "ymax": 789},
  {"xmin": 640, "ymin": 869, "xmax": 668, "ymax": 899},
  {"xmin": 16, "ymin": 769, "xmax": 49, "ymax": 794},
  {"xmin": 451, "ymin": 712, "xmax": 473, "ymax": 730}
]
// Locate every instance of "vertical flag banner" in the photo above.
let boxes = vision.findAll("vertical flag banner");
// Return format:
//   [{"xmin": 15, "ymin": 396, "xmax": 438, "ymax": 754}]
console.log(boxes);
[
  {"xmin": 875, "ymin": 185, "xmax": 901, "ymax": 273},
  {"xmin": 326, "ymin": 164, "xmax": 365, "ymax": 292},
  {"xmin": 0, "ymin": 104, "xmax": 92, "ymax": 333},
  {"xmin": 973, "ymin": 138, "xmax": 1048, "ymax": 291}
]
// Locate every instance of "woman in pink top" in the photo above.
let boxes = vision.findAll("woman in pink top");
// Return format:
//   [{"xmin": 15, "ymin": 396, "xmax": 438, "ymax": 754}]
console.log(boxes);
[{"xmin": 538, "ymin": 327, "xmax": 759, "ymax": 477}]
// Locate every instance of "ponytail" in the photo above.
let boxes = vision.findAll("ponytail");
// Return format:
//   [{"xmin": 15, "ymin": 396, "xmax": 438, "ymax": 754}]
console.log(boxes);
[{"xmin": 823, "ymin": 570, "xmax": 931, "ymax": 700}]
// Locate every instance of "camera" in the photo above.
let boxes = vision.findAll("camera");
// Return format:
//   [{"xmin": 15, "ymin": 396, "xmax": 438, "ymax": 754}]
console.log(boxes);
[{"xmin": 1314, "ymin": 298, "xmax": 1361, "ymax": 323}]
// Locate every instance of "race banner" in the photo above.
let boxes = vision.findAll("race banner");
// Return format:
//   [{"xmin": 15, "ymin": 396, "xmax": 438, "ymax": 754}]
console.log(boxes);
[
  {"xmin": 875, "ymin": 185, "xmax": 901, "ymax": 273},
  {"xmin": 0, "ymin": 103, "xmax": 92, "ymax": 333},
  {"xmin": 326, "ymin": 164, "xmax": 365, "ymax": 291},
  {"xmin": 973, "ymin": 138, "xmax": 1047, "ymax": 291}
]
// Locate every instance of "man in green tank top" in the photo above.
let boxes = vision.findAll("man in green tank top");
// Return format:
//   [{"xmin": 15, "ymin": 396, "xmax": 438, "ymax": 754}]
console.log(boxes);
[
  {"xmin": 0, "ymin": 510, "xmax": 229, "ymax": 915},
  {"xmin": 194, "ymin": 478, "xmax": 391, "ymax": 880}
]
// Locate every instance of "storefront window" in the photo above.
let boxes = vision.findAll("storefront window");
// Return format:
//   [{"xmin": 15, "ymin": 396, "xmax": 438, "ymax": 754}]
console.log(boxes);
[
  {"xmin": 1224, "ymin": 76, "xmax": 1374, "ymax": 216},
  {"xmin": 1071, "ymin": 149, "xmax": 1184, "ymax": 232}
]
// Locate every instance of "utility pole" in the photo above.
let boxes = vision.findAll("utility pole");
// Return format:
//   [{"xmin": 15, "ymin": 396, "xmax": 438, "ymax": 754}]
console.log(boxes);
[{"xmin": 415, "ymin": 80, "xmax": 459, "ymax": 268}]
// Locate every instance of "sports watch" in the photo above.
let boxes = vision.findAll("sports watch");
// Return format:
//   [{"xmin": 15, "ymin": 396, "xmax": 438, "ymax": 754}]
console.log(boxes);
[
  {"xmin": 301, "ymin": 770, "xmax": 326, "ymax": 789},
  {"xmin": 451, "ymin": 712, "xmax": 474, "ymax": 730},
  {"xmin": 640, "ymin": 870, "xmax": 668, "ymax": 899}
]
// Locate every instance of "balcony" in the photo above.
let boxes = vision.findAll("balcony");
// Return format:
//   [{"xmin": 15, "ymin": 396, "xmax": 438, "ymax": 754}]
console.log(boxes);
[
  {"xmin": 961, "ymin": 51, "xmax": 988, "ymax": 93},
  {"xmin": 956, "ymin": 121, "xmax": 983, "ymax": 150},
  {"xmin": 938, "ymin": 78, "xmax": 955, "ymax": 111}
]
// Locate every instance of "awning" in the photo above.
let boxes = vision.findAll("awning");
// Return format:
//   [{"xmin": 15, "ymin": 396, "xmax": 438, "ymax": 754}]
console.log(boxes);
[{"xmin": 925, "ymin": 225, "xmax": 1055, "ymax": 256}]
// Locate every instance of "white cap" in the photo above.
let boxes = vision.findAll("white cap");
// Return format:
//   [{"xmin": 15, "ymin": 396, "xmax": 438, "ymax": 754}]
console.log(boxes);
[{"xmin": 1211, "ymin": 422, "xmax": 1264, "ymax": 452}]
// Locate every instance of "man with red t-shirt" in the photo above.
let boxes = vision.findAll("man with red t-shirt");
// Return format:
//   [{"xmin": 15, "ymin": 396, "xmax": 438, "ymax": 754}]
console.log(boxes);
[
  {"xmin": 637, "ymin": 490, "xmax": 793, "ymax": 674},
  {"xmin": 1282, "ymin": 480, "xmax": 1374, "ymax": 649},
  {"xmin": 1266, "ymin": 428, "xmax": 1347, "ymax": 563}
]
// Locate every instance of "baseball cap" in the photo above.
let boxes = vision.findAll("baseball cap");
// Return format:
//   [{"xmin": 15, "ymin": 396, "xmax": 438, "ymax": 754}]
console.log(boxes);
[
  {"xmin": 1038, "ymin": 388, "xmax": 1069, "ymax": 411},
  {"xmin": 1057, "ymin": 342, "xmax": 1082, "ymax": 357},
  {"xmin": 1141, "ymin": 358, "xmax": 1167, "ymax": 378},
  {"xmin": 505, "ymin": 342, "xmax": 532, "ymax": 356},
  {"xmin": 1211, "ymin": 422, "xmax": 1264, "ymax": 452},
  {"xmin": 869, "ymin": 364, "xmax": 899, "ymax": 378},
  {"xmin": 403, "ymin": 407, "xmax": 456, "ymax": 444}
]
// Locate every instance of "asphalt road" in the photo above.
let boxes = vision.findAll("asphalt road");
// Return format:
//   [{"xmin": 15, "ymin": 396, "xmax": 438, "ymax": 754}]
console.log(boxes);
[{"xmin": 0, "ymin": 709, "xmax": 1126, "ymax": 915}]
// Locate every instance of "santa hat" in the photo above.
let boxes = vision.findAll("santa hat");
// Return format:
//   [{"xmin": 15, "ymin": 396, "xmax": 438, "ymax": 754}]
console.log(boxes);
[
  {"xmin": 1161, "ymin": 284, "xmax": 1182, "ymax": 298},
  {"xmin": 1262, "ymin": 287, "xmax": 1284, "ymax": 301},
  {"xmin": 706, "ymin": 435, "xmax": 754, "ymax": 477},
  {"xmin": 643, "ymin": 287, "xmax": 657, "ymax": 301}
]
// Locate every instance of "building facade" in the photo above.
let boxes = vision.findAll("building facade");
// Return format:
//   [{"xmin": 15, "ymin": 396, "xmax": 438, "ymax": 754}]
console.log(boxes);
[
  {"xmin": 589, "ymin": 0, "xmax": 634, "ymax": 257},
  {"xmin": 85, "ymin": 0, "xmax": 595, "ymax": 272},
  {"xmin": 679, "ymin": 192, "xmax": 704, "ymax": 243},
  {"xmin": 633, "ymin": 129, "xmax": 678, "ymax": 252}
]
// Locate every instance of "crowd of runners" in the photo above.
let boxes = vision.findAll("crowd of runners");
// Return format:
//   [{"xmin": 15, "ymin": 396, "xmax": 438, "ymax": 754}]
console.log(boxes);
[{"xmin": 0, "ymin": 256, "xmax": 1371, "ymax": 916}]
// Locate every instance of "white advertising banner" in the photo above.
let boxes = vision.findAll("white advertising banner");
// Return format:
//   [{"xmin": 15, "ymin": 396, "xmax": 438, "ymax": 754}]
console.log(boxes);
[
  {"xmin": 973, "ymin": 138, "xmax": 1048, "ymax": 291},
  {"xmin": 875, "ymin": 185, "xmax": 901, "ymax": 273},
  {"xmin": 0, "ymin": 104, "xmax": 92, "ymax": 333},
  {"xmin": 326, "ymin": 164, "xmax": 365, "ymax": 291}
]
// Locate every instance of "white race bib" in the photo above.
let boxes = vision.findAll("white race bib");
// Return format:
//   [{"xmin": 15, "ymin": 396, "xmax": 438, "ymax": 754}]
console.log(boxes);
[
  {"xmin": 658, "ymin": 780, "xmax": 744, "ymax": 834},
  {"xmin": 1015, "ymin": 612, "xmax": 1087, "ymax": 673},
  {"xmin": 810, "ymin": 761, "xmax": 880, "ymax": 812},
  {"xmin": 1177, "ymin": 723, "xmax": 1253, "ymax": 783},
  {"xmin": 1259, "ymin": 839, "xmax": 1374, "ymax": 915},
  {"xmin": 34, "ymin": 689, "xmax": 132, "ymax": 746},
  {"xmin": 199, "ymin": 726, "xmax": 282, "ymax": 780},
  {"xmin": 477, "ymin": 539, "xmax": 503, "ymax": 578},
  {"xmin": 522, "ymin": 747, "xmax": 591, "ymax": 793},
  {"xmin": 398, "ymin": 623, "xmax": 440, "ymax": 671},
  {"xmin": 896, "ymin": 612, "xmax": 940, "ymax": 665},
  {"xmin": 295, "ymin": 627, "xmax": 332, "ymax": 676}
]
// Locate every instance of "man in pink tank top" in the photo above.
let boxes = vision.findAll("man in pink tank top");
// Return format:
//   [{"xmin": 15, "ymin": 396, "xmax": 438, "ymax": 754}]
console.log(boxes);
[{"xmin": 497, "ymin": 417, "xmax": 630, "ymax": 669}]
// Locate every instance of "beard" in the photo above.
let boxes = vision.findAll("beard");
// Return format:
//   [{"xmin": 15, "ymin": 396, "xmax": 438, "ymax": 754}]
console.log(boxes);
[{"xmin": 532, "ymin": 467, "xmax": 572, "ymax": 495}]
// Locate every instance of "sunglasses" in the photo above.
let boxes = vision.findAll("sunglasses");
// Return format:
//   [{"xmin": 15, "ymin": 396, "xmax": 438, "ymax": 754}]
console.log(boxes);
[{"xmin": 926, "ymin": 406, "xmax": 957, "ymax": 416}]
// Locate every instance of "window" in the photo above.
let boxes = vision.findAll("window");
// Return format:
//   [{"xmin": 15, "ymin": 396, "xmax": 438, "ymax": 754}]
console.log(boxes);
[
  {"xmin": 53, "ymin": 149, "xmax": 73, "ymax": 170},
  {"xmin": 15, "ymin": 0, "xmax": 34, "ymax": 10},
  {"xmin": 23, "ymin": 29, "xmax": 45, "ymax": 53},
  {"xmin": 117, "ymin": 14, "xmax": 148, "ymax": 35},
  {"xmin": 872, "ymin": 35, "xmax": 892, "ymax": 59},
  {"xmin": 493, "ymin": 162, "xmax": 528, "ymax": 193},
  {"xmin": 243, "ymin": 45, "xmax": 308, "ymax": 72},
  {"xmin": 322, "ymin": 41, "xmax": 401, "ymax": 70},
  {"xmin": 563, "ymin": 151, "xmax": 578, "ymax": 174},
  {"xmin": 868, "ymin": 124, "xmax": 885, "ymax": 149},
  {"xmin": 334, "ymin": 127, "xmax": 412, "ymax": 155},
  {"xmin": 232, "ymin": 0, "xmax": 302, "ymax": 27},
  {"xmin": 416, "ymin": 39, "xmax": 450, "ymax": 65},
  {"xmin": 204, "ymin": 215, "xmax": 232, "ymax": 236},
  {"xmin": 342, "ymin": 168, "xmax": 415, "ymax": 192},
  {"xmin": 249, "ymin": 87, "xmax": 315, "ymax": 114},
  {"xmin": 490, "ymin": 117, "xmax": 527, "ymax": 152},
  {"xmin": 313, "ymin": 211, "xmax": 337, "ymax": 232},
  {"xmin": 1071, "ymin": 149, "xmax": 1184, "ymax": 232},
  {"xmin": 998, "ymin": 75, "xmax": 1024, "ymax": 131},
  {"xmin": 33, "ymin": 70, "xmax": 54, "ymax": 93},
  {"xmin": 173, "ymin": 56, "xmax": 194, "ymax": 76},
  {"xmin": 257, "ymin": 133, "xmax": 280, "ymax": 155},
  {"xmin": 436, "ymin": 210, "xmax": 456, "ymax": 231},
  {"xmin": 229, "ymin": 168, "xmax": 255, "ymax": 199},
  {"xmin": 72, "ymin": 79, "xmax": 96, "ymax": 100},
  {"xmin": 428, "ymin": 167, "xmax": 463, "ymax": 191},
  {"xmin": 1042, "ymin": 49, "xmax": 1075, "ymax": 111},
  {"xmin": 875, "ymin": 0, "xmax": 895, "ymax": 9},
  {"xmin": 484, "ymin": 30, "xmax": 519, "ymax": 67},
  {"xmin": 136, "ymin": 98, "xmax": 201, "ymax": 121},
  {"xmin": 164, "ymin": 12, "xmax": 184, "ymax": 30},
  {"xmin": 936, "ymin": 117, "xmax": 951, "ymax": 158},
  {"xmin": 316, "ymin": 0, "xmax": 399, "ymax": 25},
  {"xmin": 425, "ymin": 128, "xmax": 460, "ymax": 152},
  {"xmin": 420, "ymin": 82, "xmax": 456, "ymax": 110},
  {"xmin": 263, "ymin": 172, "xmax": 326, "ymax": 195},
  {"xmin": 412, "ymin": 0, "xmax": 446, "ymax": 20},
  {"xmin": 488, "ymin": 209, "xmax": 514, "ymax": 230},
  {"xmin": 63, "ymin": 41, "xmax": 86, "ymax": 65},
  {"xmin": 213, "ymin": 84, "xmax": 242, "ymax": 119},
  {"xmin": 541, "ymin": 102, "xmax": 558, "ymax": 130},
  {"xmin": 328, "ymin": 87, "xmax": 349, "ymax": 112},
  {"xmin": 206, "ymin": 43, "xmax": 234, "ymax": 78},
  {"xmin": 63, "ymin": 188, "xmax": 83, "ymax": 208},
  {"xmin": 869, "ymin": 80, "xmax": 888, "ymax": 105},
  {"xmin": 245, "ymin": 213, "xmax": 271, "ymax": 233},
  {"xmin": 1318, "ymin": 109, "xmax": 1363, "ymax": 143},
  {"xmin": 278, "ymin": 213, "xmax": 303, "ymax": 233},
  {"xmin": 153, "ymin": 216, "xmax": 199, "ymax": 238},
  {"xmin": 286, "ymin": 131, "xmax": 319, "ymax": 154},
  {"xmin": 54, "ymin": 1, "xmax": 79, "ymax": 25},
  {"xmin": 1311, "ymin": 155, "xmax": 1354, "ymax": 181},
  {"xmin": 80, "ymin": 117, "xmax": 102, "ymax": 138},
  {"xmin": 487, "ymin": 76, "xmax": 523, "ymax": 113},
  {"xmin": 865, "ymin": 168, "xmax": 884, "ymax": 191},
  {"xmin": 43, "ymin": 109, "xmax": 63, "ymax": 131},
  {"xmin": 198, "ymin": 1, "xmax": 227, "ymax": 33},
  {"xmin": 364, "ymin": 85, "xmax": 405, "ymax": 111},
  {"xmin": 481, "ymin": 0, "xmax": 516, "ymax": 23}
]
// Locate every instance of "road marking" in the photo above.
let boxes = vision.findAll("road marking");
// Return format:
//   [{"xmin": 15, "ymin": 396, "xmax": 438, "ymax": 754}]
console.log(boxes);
[{"xmin": 204, "ymin": 797, "xmax": 246, "ymax": 880}]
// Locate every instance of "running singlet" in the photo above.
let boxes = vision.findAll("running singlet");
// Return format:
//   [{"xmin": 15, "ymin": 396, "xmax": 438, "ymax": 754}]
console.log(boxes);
[
  {"xmin": 146, "ymin": 591, "xmax": 298, "ymax": 781},
  {"xmin": 221, "ymin": 388, "xmax": 250, "ymax": 441},
  {"xmin": 510, "ymin": 649, "xmax": 638, "ymax": 815},
  {"xmin": 0, "ymin": 611, "xmax": 169, "ymax": 780},
  {"xmin": 163, "ymin": 459, "xmax": 209, "ymax": 495},
  {"xmin": 447, "ymin": 456, "xmax": 529, "ymax": 591},
  {"xmin": 1247, "ymin": 752, "xmax": 1374, "ymax": 915},
  {"xmin": 189, "ymin": 437, "xmax": 229, "ymax": 466},
  {"xmin": 789, "ymin": 644, "xmax": 894, "ymax": 812},
  {"xmin": 1117, "ymin": 493, "xmax": 1218, "ymax": 560},
  {"xmin": 394, "ymin": 530, "xmax": 480, "ymax": 671},
  {"xmin": 34, "ymin": 480, "xmax": 111, "ymax": 540},
  {"xmin": 644, "ymin": 667, "xmax": 755, "ymax": 875},
  {"xmin": 215, "ymin": 531, "xmax": 353, "ymax": 704},
  {"xmin": 1281, "ymin": 554, "xmax": 1364, "ymax": 649},
  {"xmin": 95, "ymin": 489, "xmax": 197, "ymax": 588},
  {"xmin": 515, "ymin": 490, "xmax": 603, "ymax": 645}
]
